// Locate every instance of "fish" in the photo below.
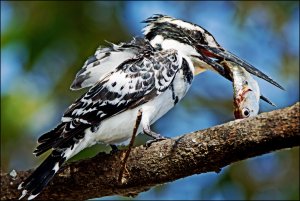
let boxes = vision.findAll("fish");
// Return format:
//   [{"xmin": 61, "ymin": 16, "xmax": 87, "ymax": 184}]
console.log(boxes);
[{"xmin": 221, "ymin": 60, "xmax": 261, "ymax": 119}]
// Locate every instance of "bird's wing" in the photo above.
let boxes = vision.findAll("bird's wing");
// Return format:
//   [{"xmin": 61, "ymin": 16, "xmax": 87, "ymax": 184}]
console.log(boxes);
[
  {"xmin": 70, "ymin": 38, "xmax": 153, "ymax": 90},
  {"xmin": 34, "ymin": 49, "xmax": 183, "ymax": 156}
]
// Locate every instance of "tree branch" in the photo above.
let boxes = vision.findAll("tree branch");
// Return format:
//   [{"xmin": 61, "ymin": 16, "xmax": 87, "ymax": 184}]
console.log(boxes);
[{"xmin": 1, "ymin": 102, "xmax": 299, "ymax": 200}]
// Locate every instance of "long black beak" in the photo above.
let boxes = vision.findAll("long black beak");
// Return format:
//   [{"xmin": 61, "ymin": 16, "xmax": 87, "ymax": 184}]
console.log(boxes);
[
  {"xmin": 260, "ymin": 95, "xmax": 276, "ymax": 106},
  {"xmin": 196, "ymin": 44, "xmax": 285, "ymax": 90}
]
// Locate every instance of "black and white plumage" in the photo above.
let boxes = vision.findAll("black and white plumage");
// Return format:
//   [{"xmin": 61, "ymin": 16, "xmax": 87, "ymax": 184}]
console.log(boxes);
[
  {"xmin": 18, "ymin": 14, "xmax": 283, "ymax": 200},
  {"xmin": 18, "ymin": 46, "xmax": 193, "ymax": 200},
  {"xmin": 70, "ymin": 38, "xmax": 153, "ymax": 90},
  {"xmin": 72, "ymin": 14, "xmax": 283, "ymax": 92}
]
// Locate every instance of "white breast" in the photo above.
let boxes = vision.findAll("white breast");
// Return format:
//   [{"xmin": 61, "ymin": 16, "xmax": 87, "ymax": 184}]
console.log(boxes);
[{"xmin": 89, "ymin": 89, "xmax": 174, "ymax": 145}]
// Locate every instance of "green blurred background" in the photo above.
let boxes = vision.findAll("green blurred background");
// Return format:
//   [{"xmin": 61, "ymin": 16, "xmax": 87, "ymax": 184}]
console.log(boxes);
[{"xmin": 1, "ymin": 1, "xmax": 299, "ymax": 200}]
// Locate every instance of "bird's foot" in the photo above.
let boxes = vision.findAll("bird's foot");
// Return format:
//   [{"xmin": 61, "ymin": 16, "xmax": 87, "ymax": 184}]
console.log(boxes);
[
  {"xmin": 110, "ymin": 144, "xmax": 119, "ymax": 154},
  {"xmin": 143, "ymin": 127, "xmax": 169, "ymax": 147},
  {"xmin": 145, "ymin": 135, "xmax": 170, "ymax": 148}
]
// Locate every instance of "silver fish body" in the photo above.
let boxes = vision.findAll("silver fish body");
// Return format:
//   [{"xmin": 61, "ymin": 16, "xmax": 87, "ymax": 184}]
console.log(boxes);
[{"xmin": 221, "ymin": 61, "xmax": 260, "ymax": 119}]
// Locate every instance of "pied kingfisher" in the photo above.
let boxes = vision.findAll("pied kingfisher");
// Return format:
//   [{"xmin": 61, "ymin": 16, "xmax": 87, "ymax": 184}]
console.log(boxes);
[{"xmin": 18, "ymin": 14, "xmax": 283, "ymax": 200}]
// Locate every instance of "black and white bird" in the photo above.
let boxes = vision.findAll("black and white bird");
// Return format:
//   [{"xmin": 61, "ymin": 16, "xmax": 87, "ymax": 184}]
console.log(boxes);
[{"xmin": 18, "ymin": 14, "xmax": 283, "ymax": 200}]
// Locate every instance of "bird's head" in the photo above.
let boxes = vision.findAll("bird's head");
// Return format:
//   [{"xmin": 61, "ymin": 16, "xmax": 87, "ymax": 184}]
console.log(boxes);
[{"xmin": 142, "ymin": 14, "xmax": 284, "ymax": 90}]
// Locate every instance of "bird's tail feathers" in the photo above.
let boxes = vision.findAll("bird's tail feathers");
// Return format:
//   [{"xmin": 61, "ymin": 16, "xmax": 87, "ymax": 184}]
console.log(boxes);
[
  {"xmin": 33, "ymin": 124, "xmax": 65, "ymax": 156},
  {"xmin": 18, "ymin": 150, "xmax": 66, "ymax": 200}
]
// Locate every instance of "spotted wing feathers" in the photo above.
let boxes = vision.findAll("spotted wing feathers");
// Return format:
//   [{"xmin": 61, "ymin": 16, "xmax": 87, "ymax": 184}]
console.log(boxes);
[
  {"xmin": 70, "ymin": 38, "xmax": 153, "ymax": 90},
  {"xmin": 67, "ymin": 49, "xmax": 183, "ymax": 124}
]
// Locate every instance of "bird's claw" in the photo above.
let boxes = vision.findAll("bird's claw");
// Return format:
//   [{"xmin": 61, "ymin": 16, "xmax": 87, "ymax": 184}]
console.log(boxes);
[
  {"xmin": 110, "ymin": 144, "xmax": 119, "ymax": 154},
  {"xmin": 145, "ymin": 136, "xmax": 169, "ymax": 148}
]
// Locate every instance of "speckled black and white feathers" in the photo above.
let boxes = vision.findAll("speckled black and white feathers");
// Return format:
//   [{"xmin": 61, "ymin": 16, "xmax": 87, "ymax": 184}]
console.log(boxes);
[
  {"xmin": 142, "ymin": 14, "xmax": 220, "ymax": 48},
  {"xmin": 18, "ymin": 49, "xmax": 188, "ymax": 200},
  {"xmin": 36, "ymin": 49, "xmax": 182, "ymax": 156},
  {"xmin": 142, "ymin": 15, "xmax": 284, "ymax": 91},
  {"xmin": 18, "ymin": 150, "xmax": 66, "ymax": 200},
  {"xmin": 73, "ymin": 49, "xmax": 180, "ymax": 116},
  {"xmin": 71, "ymin": 37, "xmax": 154, "ymax": 90}
]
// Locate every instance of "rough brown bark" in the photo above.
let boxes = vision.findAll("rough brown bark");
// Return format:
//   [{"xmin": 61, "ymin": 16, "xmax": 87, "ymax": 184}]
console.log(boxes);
[{"xmin": 1, "ymin": 102, "xmax": 299, "ymax": 201}]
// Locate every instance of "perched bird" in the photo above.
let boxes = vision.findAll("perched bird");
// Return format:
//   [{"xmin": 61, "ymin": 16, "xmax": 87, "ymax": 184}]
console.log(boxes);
[{"xmin": 18, "ymin": 14, "xmax": 283, "ymax": 200}]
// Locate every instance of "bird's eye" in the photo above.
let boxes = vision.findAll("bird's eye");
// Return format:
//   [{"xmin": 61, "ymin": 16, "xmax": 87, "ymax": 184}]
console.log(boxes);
[
  {"xmin": 242, "ymin": 108, "xmax": 250, "ymax": 117},
  {"xmin": 194, "ymin": 31, "xmax": 202, "ymax": 39}
]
